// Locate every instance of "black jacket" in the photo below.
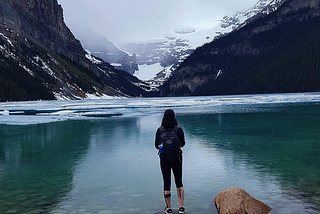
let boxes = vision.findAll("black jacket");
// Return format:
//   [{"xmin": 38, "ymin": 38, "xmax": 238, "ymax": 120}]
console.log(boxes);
[{"xmin": 155, "ymin": 126, "xmax": 185, "ymax": 150}]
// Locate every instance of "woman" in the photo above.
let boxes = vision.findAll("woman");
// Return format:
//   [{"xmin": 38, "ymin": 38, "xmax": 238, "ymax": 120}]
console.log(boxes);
[{"xmin": 155, "ymin": 109, "xmax": 185, "ymax": 214}]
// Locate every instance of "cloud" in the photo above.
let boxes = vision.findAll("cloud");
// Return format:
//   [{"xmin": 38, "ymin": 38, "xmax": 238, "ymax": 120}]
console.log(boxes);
[{"xmin": 58, "ymin": 0, "xmax": 258, "ymax": 44}]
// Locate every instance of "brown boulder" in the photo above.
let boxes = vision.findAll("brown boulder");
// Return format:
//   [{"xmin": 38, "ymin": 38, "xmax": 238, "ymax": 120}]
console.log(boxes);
[{"xmin": 214, "ymin": 188, "xmax": 271, "ymax": 214}]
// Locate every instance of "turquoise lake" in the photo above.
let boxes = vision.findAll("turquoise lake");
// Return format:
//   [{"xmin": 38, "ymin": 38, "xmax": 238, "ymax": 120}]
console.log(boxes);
[{"xmin": 0, "ymin": 94, "xmax": 319, "ymax": 214}]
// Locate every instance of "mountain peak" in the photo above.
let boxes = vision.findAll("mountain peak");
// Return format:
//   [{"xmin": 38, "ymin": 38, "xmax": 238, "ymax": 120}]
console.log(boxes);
[
  {"xmin": 0, "ymin": 0, "xmax": 148, "ymax": 101},
  {"xmin": 159, "ymin": 0, "xmax": 320, "ymax": 96}
]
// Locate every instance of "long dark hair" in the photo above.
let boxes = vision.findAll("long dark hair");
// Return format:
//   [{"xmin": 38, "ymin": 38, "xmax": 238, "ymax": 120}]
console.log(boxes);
[{"xmin": 161, "ymin": 109, "xmax": 178, "ymax": 129}]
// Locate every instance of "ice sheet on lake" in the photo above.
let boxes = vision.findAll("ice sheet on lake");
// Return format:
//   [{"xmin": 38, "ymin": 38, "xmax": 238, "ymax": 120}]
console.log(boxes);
[{"xmin": 0, "ymin": 93, "xmax": 320, "ymax": 125}]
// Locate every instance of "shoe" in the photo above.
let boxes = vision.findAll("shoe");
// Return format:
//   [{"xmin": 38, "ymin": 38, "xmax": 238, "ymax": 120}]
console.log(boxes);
[
  {"xmin": 164, "ymin": 206, "xmax": 172, "ymax": 214},
  {"xmin": 179, "ymin": 206, "xmax": 185, "ymax": 214}
]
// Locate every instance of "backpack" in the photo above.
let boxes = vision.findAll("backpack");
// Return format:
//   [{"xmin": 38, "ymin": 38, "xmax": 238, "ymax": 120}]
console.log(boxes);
[{"xmin": 159, "ymin": 126, "xmax": 180, "ymax": 162}]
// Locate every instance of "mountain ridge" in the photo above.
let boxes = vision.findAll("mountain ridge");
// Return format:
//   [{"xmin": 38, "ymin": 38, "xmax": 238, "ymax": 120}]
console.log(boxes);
[
  {"xmin": 0, "ymin": 0, "xmax": 148, "ymax": 101},
  {"xmin": 159, "ymin": 0, "xmax": 320, "ymax": 96},
  {"xmin": 69, "ymin": 23, "xmax": 139, "ymax": 75},
  {"xmin": 119, "ymin": 0, "xmax": 284, "ymax": 90}
]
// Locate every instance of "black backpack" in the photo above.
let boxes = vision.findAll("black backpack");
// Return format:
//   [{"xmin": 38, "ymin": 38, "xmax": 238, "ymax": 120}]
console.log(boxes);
[{"xmin": 159, "ymin": 126, "xmax": 180, "ymax": 161}]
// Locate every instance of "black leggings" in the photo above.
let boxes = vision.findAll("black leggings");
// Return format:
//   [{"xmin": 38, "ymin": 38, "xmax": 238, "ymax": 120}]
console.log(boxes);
[{"xmin": 160, "ymin": 155, "xmax": 183, "ymax": 191}]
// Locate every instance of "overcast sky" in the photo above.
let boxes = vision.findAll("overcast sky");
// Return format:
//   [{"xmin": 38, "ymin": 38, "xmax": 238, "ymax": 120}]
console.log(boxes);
[{"xmin": 58, "ymin": 0, "xmax": 258, "ymax": 44}]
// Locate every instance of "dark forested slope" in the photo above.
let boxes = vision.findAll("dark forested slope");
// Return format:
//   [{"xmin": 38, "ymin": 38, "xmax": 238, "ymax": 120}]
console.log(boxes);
[
  {"xmin": 160, "ymin": 0, "xmax": 320, "ymax": 96},
  {"xmin": 0, "ymin": 0, "xmax": 147, "ymax": 101}
]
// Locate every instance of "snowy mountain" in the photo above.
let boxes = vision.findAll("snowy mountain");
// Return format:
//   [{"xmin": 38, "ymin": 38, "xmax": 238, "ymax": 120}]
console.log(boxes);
[
  {"xmin": 159, "ymin": 0, "xmax": 320, "ymax": 96},
  {"xmin": 221, "ymin": 0, "xmax": 285, "ymax": 34},
  {"xmin": 0, "ymin": 0, "xmax": 148, "ymax": 101},
  {"xmin": 118, "ymin": 37, "xmax": 194, "ymax": 90},
  {"xmin": 69, "ymin": 24, "xmax": 138, "ymax": 75},
  {"xmin": 119, "ymin": 0, "xmax": 284, "ymax": 91}
]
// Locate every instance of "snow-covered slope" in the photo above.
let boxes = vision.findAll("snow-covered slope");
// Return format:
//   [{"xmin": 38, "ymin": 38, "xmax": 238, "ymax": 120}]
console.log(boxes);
[
  {"xmin": 69, "ymin": 23, "xmax": 138, "ymax": 75},
  {"xmin": 0, "ymin": 28, "xmax": 126, "ymax": 100},
  {"xmin": 0, "ymin": 0, "xmax": 149, "ymax": 101},
  {"xmin": 119, "ymin": 0, "xmax": 284, "ymax": 91}
]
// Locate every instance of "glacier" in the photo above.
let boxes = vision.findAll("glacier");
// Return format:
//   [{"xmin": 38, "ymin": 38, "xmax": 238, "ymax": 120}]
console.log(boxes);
[{"xmin": 118, "ymin": 0, "xmax": 283, "ymax": 91}]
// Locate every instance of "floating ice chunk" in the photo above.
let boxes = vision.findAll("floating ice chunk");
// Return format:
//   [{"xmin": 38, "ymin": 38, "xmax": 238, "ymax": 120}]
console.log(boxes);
[
  {"xmin": 0, "ymin": 115, "xmax": 67, "ymax": 125},
  {"xmin": 0, "ymin": 93, "xmax": 320, "ymax": 125},
  {"xmin": 49, "ymin": 110, "xmax": 75, "ymax": 116},
  {"xmin": 0, "ymin": 110, "xmax": 10, "ymax": 115}
]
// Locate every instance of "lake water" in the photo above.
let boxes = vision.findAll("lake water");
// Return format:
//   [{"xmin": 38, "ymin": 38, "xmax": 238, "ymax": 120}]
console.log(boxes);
[{"xmin": 0, "ymin": 93, "xmax": 320, "ymax": 214}]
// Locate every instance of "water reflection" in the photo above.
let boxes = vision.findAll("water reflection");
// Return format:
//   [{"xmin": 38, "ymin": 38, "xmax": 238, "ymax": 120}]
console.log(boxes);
[
  {"xmin": 0, "ymin": 121, "xmax": 93, "ymax": 213},
  {"xmin": 179, "ymin": 103, "xmax": 320, "ymax": 213},
  {"xmin": 0, "ymin": 103, "xmax": 319, "ymax": 214},
  {"xmin": 51, "ymin": 115, "xmax": 163, "ymax": 214}
]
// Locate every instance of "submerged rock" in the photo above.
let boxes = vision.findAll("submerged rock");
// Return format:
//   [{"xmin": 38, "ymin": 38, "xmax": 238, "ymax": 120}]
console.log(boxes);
[{"xmin": 214, "ymin": 188, "xmax": 271, "ymax": 214}]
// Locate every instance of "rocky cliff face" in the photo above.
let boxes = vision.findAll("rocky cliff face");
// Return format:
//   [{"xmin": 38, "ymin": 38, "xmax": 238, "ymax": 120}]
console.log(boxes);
[
  {"xmin": 1, "ymin": 0, "xmax": 87, "ymax": 65},
  {"xmin": 0, "ymin": 0, "xmax": 147, "ymax": 101},
  {"xmin": 160, "ymin": 0, "xmax": 320, "ymax": 96},
  {"xmin": 0, "ymin": 0, "xmax": 21, "ymax": 32}
]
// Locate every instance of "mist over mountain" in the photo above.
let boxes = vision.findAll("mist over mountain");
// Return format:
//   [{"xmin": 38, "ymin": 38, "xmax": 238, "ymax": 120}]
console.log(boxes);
[
  {"xmin": 118, "ymin": 0, "xmax": 282, "ymax": 90},
  {"xmin": 58, "ymin": 0, "xmax": 260, "ymax": 44},
  {"xmin": 58, "ymin": 0, "xmax": 285, "ymax": 93},
  {"xmin": 69, "ymin": 23, "xmax": 138, "ymax": 75},
  {"xmin": 57, "ymin": 0, "xmax": 264, "ymax": 90}
]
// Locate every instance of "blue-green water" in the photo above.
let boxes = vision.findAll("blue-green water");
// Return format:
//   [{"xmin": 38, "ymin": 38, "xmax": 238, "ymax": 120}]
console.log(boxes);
[{"xmin": 0, "ymin": 101, "xmax": 319, "ymax": 214}]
